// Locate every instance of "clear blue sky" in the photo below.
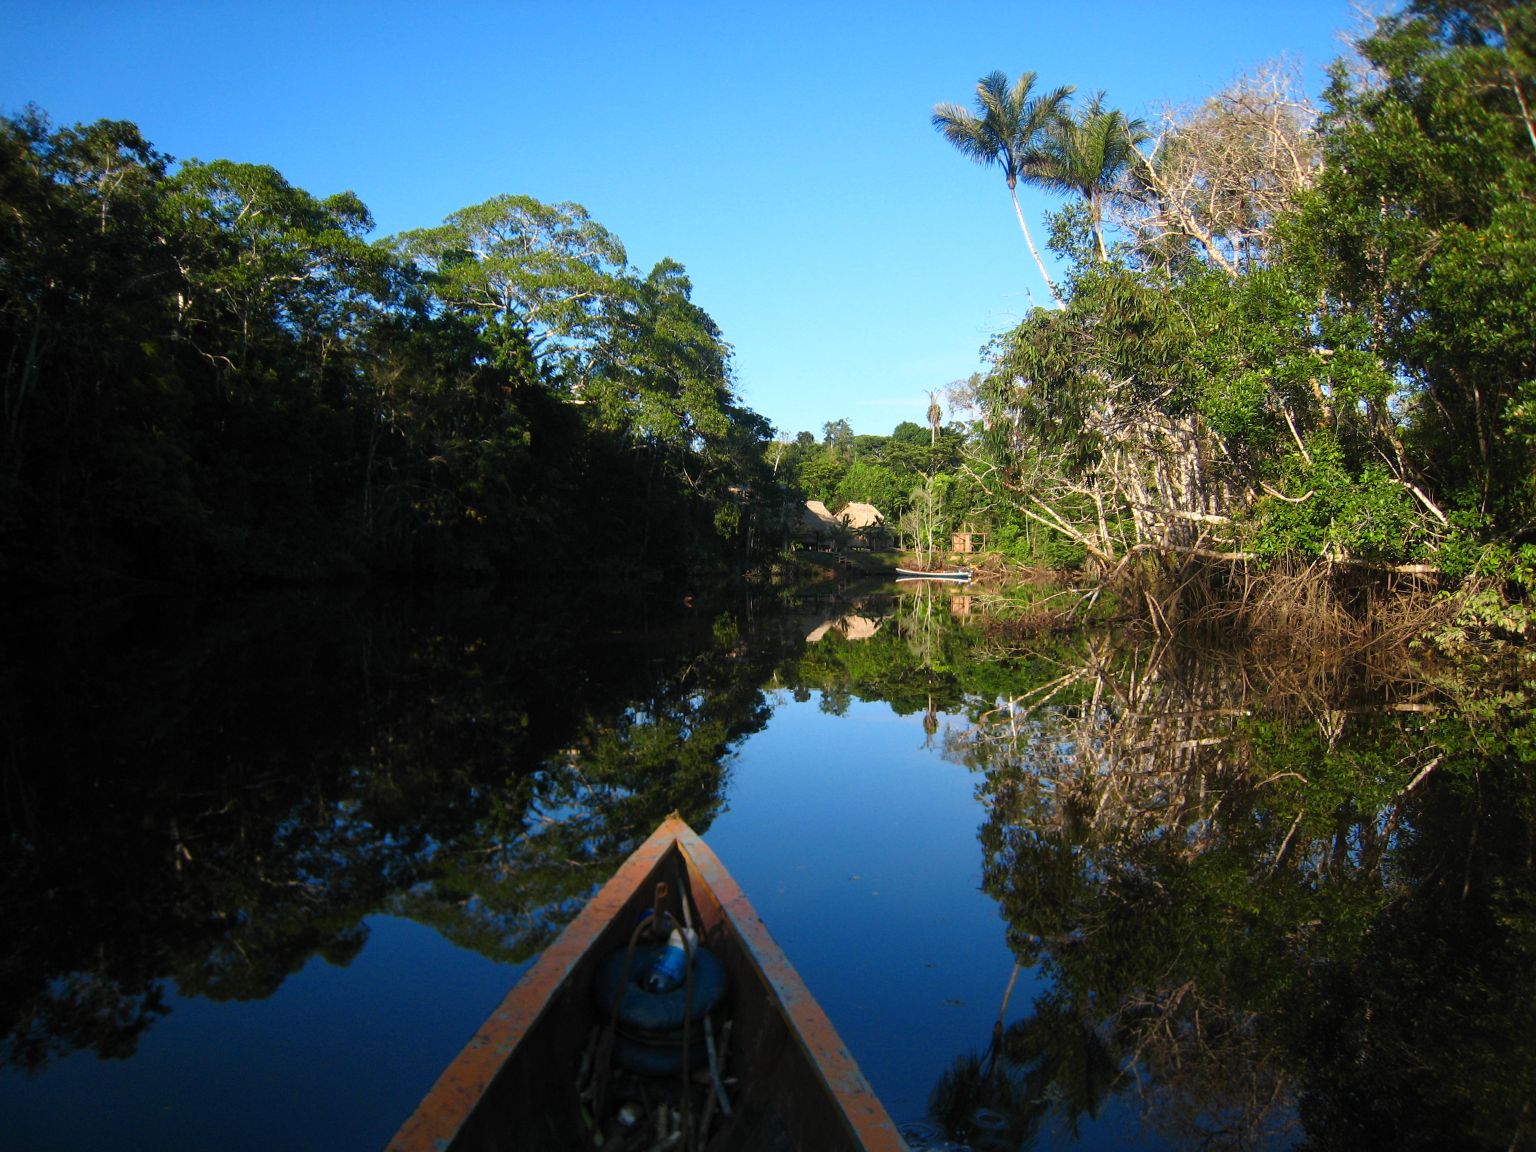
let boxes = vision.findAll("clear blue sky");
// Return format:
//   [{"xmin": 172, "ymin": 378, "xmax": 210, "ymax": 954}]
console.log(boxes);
[{"xmin": 3, "ymin": 0, "xmax": 1362, "ymax": 438}]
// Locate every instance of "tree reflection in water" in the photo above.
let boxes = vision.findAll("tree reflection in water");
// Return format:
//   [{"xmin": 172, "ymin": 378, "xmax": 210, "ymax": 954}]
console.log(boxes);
[
  {"xmin": 6, "ymin": 580, "xmax": 1532, "ymax": 1149},
  {"xmin": 942, "ymin": 625, "xmax": 1536, "ymax": 1150},
  {"xmin": 0, "ymin": 586, "xmax": 782, "ymax": 1073}
]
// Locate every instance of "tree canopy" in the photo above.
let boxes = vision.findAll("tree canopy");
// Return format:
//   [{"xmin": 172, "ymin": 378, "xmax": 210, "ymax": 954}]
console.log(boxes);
[
  {"xmin": 0, "ymin": 111, "xmax": 774, "ymax": 589},
  {"xmin": 933, "ymin": 2, "xmax": 1536, "ymax": 609}
]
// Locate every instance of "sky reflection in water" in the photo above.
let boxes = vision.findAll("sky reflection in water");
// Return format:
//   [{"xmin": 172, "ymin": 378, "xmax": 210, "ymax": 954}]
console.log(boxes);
[
  {"xmin": 706, "ymin": 690, "xmax": 1164, "ymax": 1150},
  {"xmin": 1, "ymin": 676, "xmax": 1159, "ymax": 1151},
  {"xmin": 12, "ymin": 584, "xmax": 1529, "ymax": 1150}
]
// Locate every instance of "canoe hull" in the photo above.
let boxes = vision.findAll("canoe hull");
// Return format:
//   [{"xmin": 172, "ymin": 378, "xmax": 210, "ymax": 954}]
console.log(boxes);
[
  {"xmin": 894, "ymin": 567, "xmax": 971, "ymax": 582},
  {"xmin": 387, "ymin": 816, "xmax": 905, "ymax": 1152}
]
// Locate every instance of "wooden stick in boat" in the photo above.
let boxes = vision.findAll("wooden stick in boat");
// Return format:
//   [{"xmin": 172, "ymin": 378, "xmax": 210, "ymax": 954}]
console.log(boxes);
[
  {"xmin": 702, "ymin": 1013, "xmax": 731, "ymax": 1118},
  {"xmin": 700, "ymin": 1018, "xmax": 734, "ymax": 1139}
]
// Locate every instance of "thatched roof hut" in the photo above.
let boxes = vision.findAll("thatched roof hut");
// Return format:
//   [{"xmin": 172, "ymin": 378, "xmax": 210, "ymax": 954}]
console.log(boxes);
[
  {"xmin": 837, "ymin": 502, "xmax": 884, "ymax": 529},
  {"xmin": 806, "ymin": 614, "xmax": 884, "ymax": 642},
  {"xmin": 794, "ymin": 499, "xmax": 844, "ymax": 544},
  {"xmin": 803, "ymin": 499, "xmax": 839, "ymax": 528}
]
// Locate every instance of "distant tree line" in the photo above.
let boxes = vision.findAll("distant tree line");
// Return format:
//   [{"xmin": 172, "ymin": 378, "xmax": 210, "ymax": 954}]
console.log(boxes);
[
  {"xmin": 767, "ymin": 411, "xmax": 1093, "ymax": 567},
  {"xmin": 0, "ymin": 110, "xmax": 773, "ymax": 589},
  {"xmin": 769, "ymin": 417, "xmax": 957, "ymax": 513}
]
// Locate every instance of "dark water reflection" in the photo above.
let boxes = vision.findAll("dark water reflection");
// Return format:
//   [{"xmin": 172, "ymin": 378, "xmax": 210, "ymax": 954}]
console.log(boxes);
[
  {"xmin": 2, "ymin": 581, "xmax": 1533, "ymax": 1149},
  {"xmin": 762, "ymin": 585, "xmax": 1536, "ymax": 1150},
  {"xmin": 0, "ymin": 585, "xmax": 781, "ymax": 1078},
  {"xmin": 942, "ymin": 626, "xmax": 1536, "ymax": 1151}
]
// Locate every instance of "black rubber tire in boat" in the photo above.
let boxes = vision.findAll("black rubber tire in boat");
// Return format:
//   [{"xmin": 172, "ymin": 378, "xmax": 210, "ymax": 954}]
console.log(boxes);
[
  {"xmin": 595, "ymin": 942, "xmax": 728, "ymax": 1034},
  {"xmin": 611, "ymin": 1032, "xmax": 711, "ymax": 1076}
]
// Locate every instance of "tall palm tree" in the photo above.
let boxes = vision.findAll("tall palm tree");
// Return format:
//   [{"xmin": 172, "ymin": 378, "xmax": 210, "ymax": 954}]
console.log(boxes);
[
  {"xmin": 933, "ymin": 70, "xmax": 1075, "ymax": 309},
  {"xmin": 1036, "ymin": 92, "xmax": 1149, "ymax": 262}
]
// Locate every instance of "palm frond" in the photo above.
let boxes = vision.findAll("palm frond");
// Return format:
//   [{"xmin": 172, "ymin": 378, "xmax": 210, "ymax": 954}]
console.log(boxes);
[
  {"xmin": 1037, "ymin": 92, "xmax": 1147, "ymax": 197},
  {"xmin": 976, "ymin": 69, "xmax": 1023, "ymax": 124},
  {"xmin": 1028, "ymin": 85, "xmax": 1077, "ymax": 128},
  {"xmin": 932, "ymin": 104, "xmax": 998, "ymax": 166}
]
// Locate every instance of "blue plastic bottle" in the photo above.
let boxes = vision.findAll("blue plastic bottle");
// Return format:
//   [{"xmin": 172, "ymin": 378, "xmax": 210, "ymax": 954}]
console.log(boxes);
[{"xmin": 643, "ymin": 927, "xmax": 696, "ymax": 992}]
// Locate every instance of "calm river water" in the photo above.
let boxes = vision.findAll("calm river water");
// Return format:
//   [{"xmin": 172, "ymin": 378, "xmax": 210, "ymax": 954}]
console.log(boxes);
[{"xmin": 2, "ymin": 580, "xmax": 1532, "ymax": 1150}]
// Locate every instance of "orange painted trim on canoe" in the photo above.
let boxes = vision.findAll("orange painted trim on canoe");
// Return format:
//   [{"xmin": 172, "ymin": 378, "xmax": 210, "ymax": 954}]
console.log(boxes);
[
  {"xmin": 387, "ymin": 817, "xmax": 686, "ymax": 1152},
  {"xmin": 386, "ymin": 814, "xmax": 907, "ymax": 1152},
  {"xmin": 670, "ymin": 820, "xmax": 908, "ymax": 1152}
]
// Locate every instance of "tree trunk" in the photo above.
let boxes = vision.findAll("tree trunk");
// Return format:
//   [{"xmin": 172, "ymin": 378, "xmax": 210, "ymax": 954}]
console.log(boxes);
[{"xmin": 1009, "ymin": 185, "xmax": 1065, "ymax": 310}]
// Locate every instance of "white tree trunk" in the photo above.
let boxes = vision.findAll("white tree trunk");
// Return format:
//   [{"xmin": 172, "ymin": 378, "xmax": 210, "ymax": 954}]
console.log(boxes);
[{"xmin": 1010, "ymin": 187, "xmax": 1065, "ymax": 310}]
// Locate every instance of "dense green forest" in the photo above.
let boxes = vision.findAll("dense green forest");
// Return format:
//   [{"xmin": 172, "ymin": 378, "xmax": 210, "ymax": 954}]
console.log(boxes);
[
  {"xmin": 0, "ymin": 112, "xmax": 773, "ymax": 588},
  {"xmin": 5, "ymin": 0, "xmax": 1535, "ymax": 621},
  {"xmin": 774, "ymin": 0, "xmax": 1536, "ymax": 634}
]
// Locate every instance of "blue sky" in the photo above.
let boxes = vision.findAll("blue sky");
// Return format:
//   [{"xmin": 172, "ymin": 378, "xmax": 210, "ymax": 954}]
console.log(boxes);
[{"xmin": 4, "ymin": 1, "xmax": 1362, "ymax": 438}]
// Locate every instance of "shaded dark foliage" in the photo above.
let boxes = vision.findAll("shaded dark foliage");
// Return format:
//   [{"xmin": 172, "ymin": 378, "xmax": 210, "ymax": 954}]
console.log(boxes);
[{"xmin": 0, "ymin": 109, "xmax": 771, "ymax": 590}]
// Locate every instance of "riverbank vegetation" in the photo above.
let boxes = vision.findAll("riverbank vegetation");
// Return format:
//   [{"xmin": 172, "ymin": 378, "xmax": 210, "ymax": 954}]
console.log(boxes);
[
  {"xmin": 1012, "ymin": 2, "xmax": 1536, "ymax": 634},
  {"xmin": 772, "ymin": 0, "xmax": 1535, "ymax": 649}
]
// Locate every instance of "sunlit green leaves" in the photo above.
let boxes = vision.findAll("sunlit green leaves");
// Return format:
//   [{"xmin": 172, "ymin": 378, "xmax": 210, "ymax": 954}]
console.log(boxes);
[
  {"xmin": 387, "ymin": 194, "xmax": 631, "ymax": 376},
  {"xmin": 962, "ymin": 2, "xmax": 1534, "ymax": 579},
  {"xmin": 1304, "ymin": 0, "xmax": 1536, "ymax": 532}
]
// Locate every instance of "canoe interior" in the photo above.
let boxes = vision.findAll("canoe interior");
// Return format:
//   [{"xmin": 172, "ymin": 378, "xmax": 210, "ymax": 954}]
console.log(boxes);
[{"xmin": 388, "ymin": 817, "xmax": 905, "ymax": 1152}]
